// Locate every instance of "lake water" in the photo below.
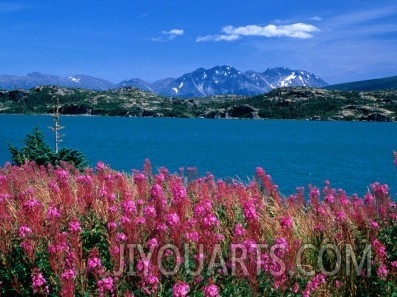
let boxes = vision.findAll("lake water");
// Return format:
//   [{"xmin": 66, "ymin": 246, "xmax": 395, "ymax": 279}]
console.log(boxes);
[{"xmin": 1, "ymin": 115, "xmax": 396, "ymax": 197}]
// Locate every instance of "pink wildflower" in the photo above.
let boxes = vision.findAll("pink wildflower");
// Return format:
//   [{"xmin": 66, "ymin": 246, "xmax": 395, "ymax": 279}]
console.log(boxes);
[
  {"xmin": 243, "ymin": 201, "xmax": 258, "ymax": 221},
  {"xmin": 95, "ymin": 161, "xmax": 106, "ymax": 171},
  {"xmin": 233, "ymin": 223, "xmax": 246, "ymax": 237},
  {"xmin": 377, "ymin": 264, "xmax": 388, "ymax": 279},
  {"xmin": 76, "ymin": 174, "xmax": 93, "ymax": 185},
  {"xmin": 32, "ymin": 269, "xmax": 49, "ymax": 294},
  {"xmin": 69, "ymin": 220, "xmax": 82, "ymax": 233},
  {"xmin": 147, "ymin": 238, "xmax": 159, "ymax": 249},
  {"xmin": 136, "ymin": 259, "xmax": 151, "ymax": 274},
  {"xmin": 203, "ymin": 214, "xmax": 219, "ymax": 228},
  {"xmin": 193, "ymin": 204, "xmax": 206, "ymax": 217},
  {"xmin": 166, "ymin": 212, "xmax": 180, "ymax": 226},
  {"xmin": 274, "ymin": 237, "xmax": 289, "ymax": 251},
  {"xmin": 325, "ymin": 193, "xmax": 335, "ymax": 204},
  {"xmin": 134, "ymin": 217, "xmax": 145, "ymax": 225},
  {"xmin": 97, "ymin": 277, "xmax": 114, "ymax": 297},
  {"xmin": 215, "ymin": 233, "xmax": 224, "ymax": 241},
  {"xmin": 335, "ymin": 211, "xmax": 346, "ymax": 222},
  {"xmin": 372, "ymin": 239, "xmax": 387, "ymax": 260},
  {"xmin": 87, "ymin": 257, "xmax": 102, "ymax": 271},
  {"xmin": 151, "ymin": 183, "xmax": 165, "ymax": 202},
  {"xmin": 310, "ymin": 187, "xmax": 320, "ymax": 200},
  {"xmin": 23, "ymin": 198, "xmax": 40, "ymax": 211},
  {"xmin": 122, "ymin": 200, "xmax": 137, "ymax": 215},
  {"xmin": 172, "ymin": 281, "xmax": 190, "ymax": 297},
  {"xmin": 364, "ymin": 193, "xmax": 375, "ymax": 204},
  {"xmin": 18, "ymin": 225, "xmax": 32, "ymax": 238},
  {"xmin": 172, "ymin": 183, "xmax": 187, "ymax": 204},
  {"xmin": 107, "ymin": 221, "xmax": 118, "ymax": 230},
  {"xmin": 204, "ymin": 283, "xmax": 220, "ymax": 297},
  {"xmin": 46, "ymin": 206, "xmax": 61, "ymax": 220},
  {"xmin": 61, "ymin": 269, "xmax": 76, "ymax": 281},
  {"xmin": 186, "ymin": 231, "xmax": 199, "ymax": 242},
  {"xmin": 143, "ymin": 205, "xmax": 157, "ymax": 218},
  {"xmin": 255, "ymin": 167, "xmax": 265, "ymax": 177},
  {"xmin": 133, "ymin": 172, "xmax": 146, "ymax": 183},
  {"xmin": 390, "ymin": 261, "xmax": 397, "ymax": 271},
  {"xmin": 141, "ymin": 273, "xmax": 160, "ymax": 294},
  {"xmin": 116, "ymin": 232, "xmax": 127, "ymax": 243},
  {"xmin": 302, "ymin": 273, "xmax": 326, "ymax": 297},
  {"xmin": 279, "ymin": 215, "xmax": 293, "ymax": 230},
  {"xmin": 370, "ymin": 220, "xmax": 379, "ymax": 230},
  {"xmin": 156, "ymin": 223, "xmax": 167, "ymax": 231}
]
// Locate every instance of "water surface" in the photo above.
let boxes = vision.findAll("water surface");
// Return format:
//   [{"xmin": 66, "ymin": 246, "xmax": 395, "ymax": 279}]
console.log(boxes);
[{"xmin": 1, "ymin": 115, "xmax": 396, "ymax": 197}]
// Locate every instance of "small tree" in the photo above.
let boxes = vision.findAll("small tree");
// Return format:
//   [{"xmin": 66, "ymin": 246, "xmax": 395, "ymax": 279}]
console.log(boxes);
[
  {"xmin": 9, "ymin": 127, "xmax": 54, "ymax": 166},
  {"xmin": 48, "ymin": 97, "xmax": 64, "ymax": 154},
  {"xmin": 9, "ymin": 127, "xmax": 88, "ymax": 170}
]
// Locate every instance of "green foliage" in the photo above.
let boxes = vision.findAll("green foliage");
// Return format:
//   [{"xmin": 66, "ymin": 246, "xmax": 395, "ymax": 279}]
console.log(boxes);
[
  {"xmin": 56, "ymin": 148, "xmax": 88, "ymax": 169},
  {"xmin": 8, "ymin": 127, "xmax": 54, "ymax": 166},
  {"xmin": 8, "ymin": 127, "xmax": 88, "ymax": 170},
  {"xmin": 0, "ymin": 244, "xmax": 32, "ymax": 296}
]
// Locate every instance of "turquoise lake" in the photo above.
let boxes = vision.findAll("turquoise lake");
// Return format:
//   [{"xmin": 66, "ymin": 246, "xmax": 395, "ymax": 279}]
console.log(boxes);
[{"xmin": 1, "ymin": 115, "xmax": 396, "ymax": 197}]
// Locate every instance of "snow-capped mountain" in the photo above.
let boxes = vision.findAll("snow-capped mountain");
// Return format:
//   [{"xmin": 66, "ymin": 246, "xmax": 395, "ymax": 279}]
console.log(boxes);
[
  {"xmin": 153, "ymin": 66, "xmax": 267, "ymax": 97},
  {"xmin": 152, "ymin": 66, "xmax": 328, "ymax": 97},
  {"xmin": 260, "ymin": 67, "xmax": 328, "ymax": 89},
  {"xmin": 0, "ymin": 72, "xmax": 114, "ymax": 90},
  {"xmin": 65, "ymin": 75, "xmax": 114, "ymax": 90},
  {"xmin": 0, "ymin": 66, "xmax": 328, "ymax": 97}
]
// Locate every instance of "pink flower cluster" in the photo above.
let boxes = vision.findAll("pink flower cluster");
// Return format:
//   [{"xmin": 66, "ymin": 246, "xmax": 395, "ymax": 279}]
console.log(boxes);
[
  {"xmin": 32, "ymin": 269, "xmax": 49, "ymax": 295},
  {"xmin": 0, "ymin": 159, "xmax": 395, "ymax": 296},
  {"xmin": 172, "ymin": 281, "xmax": 190, "ymax": 297}
]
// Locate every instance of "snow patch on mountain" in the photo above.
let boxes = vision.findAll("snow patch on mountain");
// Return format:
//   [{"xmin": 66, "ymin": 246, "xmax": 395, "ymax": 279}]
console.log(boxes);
[{"xmin": 68, "ymin": 76, "xmax": 81, "ymax": 83}]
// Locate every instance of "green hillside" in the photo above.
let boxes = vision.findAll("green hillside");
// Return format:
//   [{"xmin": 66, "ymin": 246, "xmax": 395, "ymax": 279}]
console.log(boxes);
[{"xmin": 1, "ymin": 85, "xmax": 397, "ymax": 121}]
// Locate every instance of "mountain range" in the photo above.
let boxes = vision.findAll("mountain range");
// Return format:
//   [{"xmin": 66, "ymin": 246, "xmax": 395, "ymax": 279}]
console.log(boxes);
[
  {"xmin": 325, "ymin": 75, "xmax": 397, "ymax": 91},
  {"xmin": 0, "ymin": 66, "xmax": 328, "ymax": 97}
]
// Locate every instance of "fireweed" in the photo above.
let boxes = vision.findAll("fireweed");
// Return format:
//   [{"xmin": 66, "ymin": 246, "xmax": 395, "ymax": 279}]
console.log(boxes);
[{"xmin": 0, "ymin": 159, "xmax": 396, "ymax": 296}]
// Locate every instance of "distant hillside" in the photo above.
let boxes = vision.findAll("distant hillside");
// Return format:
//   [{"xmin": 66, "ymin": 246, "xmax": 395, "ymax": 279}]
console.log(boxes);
[
  {"xmin": 326, "ymin": 75, "xmax": 397, "ymax": 91},
  {"xmin": 0, "ymin": 86, "xmax": 396, "ymax": 121},
  {"xmin": 0, "ymin": 72, "xmax": 114, "ymax": 91}
]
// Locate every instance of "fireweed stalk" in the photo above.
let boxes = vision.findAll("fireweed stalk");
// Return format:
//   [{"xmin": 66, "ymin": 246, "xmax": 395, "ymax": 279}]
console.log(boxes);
[{"xmin": 0, "ymin": 159, "xmax": 396, "ymax": 296}]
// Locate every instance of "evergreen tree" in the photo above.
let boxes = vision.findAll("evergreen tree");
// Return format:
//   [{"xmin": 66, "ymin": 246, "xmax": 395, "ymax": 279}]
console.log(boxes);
[
  {"xmin": 9, "ymin": 127, "xmax": 54, "ymax": 166},
  {"xmin": 9, "ymin": 127, "xmax": 88, "ymax": 170}
]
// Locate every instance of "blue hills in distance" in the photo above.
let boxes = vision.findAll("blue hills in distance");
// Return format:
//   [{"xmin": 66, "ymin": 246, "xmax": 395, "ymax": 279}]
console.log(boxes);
[
  {"xmin": 0, "ymin": 66, "xmax": 396, "ymax": 97},
  {"xmin": 0, "ymin": 66, "xmax": 327, "ymax": 97}
]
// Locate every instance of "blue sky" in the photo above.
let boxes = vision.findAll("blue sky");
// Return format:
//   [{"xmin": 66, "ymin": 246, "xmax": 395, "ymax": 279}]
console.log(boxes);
[{"xmin": 0, "ymin": 0, "xmax": 396, "ymax": 84}]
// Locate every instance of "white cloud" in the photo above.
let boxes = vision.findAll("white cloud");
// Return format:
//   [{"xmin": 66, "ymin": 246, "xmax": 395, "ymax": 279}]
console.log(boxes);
[
  {"xmin": 163, "ymin": 29, "xmax": 184, "ymax": 36},
  {"xmin": 196, "ymin": 34, "xmax": 240, "ymax": 42},
  {"xmin": 223, "ymin": 23, "xmax": 319, "ymax": 39},
  {"xmin": 197, "ymin": 22, "xmax": 319, "ymax": 42},
  {"xmin": 152, "ymin": 28, "xmax": 184, "ymax": 42},
  {"xmin": 162, "ymin": 29, "xmax": 184, "ymax": 40}
]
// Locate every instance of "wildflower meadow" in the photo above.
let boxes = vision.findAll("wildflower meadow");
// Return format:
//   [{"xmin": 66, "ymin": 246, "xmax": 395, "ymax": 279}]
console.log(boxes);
[{"xmin": 0, "ymin": 157, "xmax": 396, "ymax": 296}]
